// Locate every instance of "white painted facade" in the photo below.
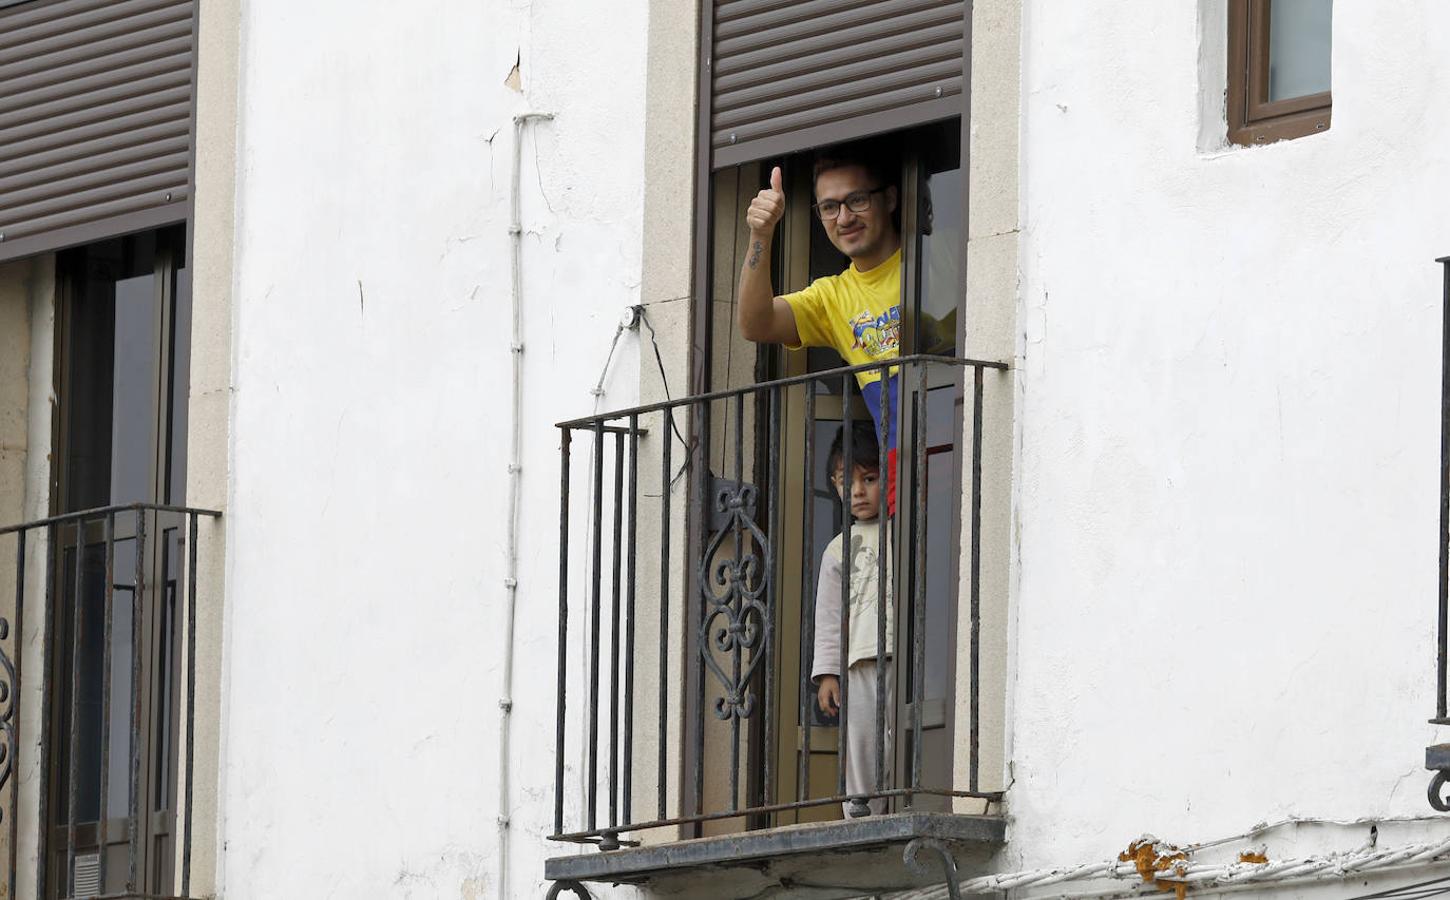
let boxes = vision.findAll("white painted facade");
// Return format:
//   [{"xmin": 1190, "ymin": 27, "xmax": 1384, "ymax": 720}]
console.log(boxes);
[
  {"xmin": 216, "ymin": 2, "xmax": 647, "ymax": 897},
  {"xmin": 6, "ymin": 0, "xmax": 1450, "ymax": 898},
  {"xmin": 203, "ymin": 0, "xmax": 1450, "ymax": 896},
  {"xmin": 1004, "ymin": 1, "xmax": 1450, "ymax": 895}
]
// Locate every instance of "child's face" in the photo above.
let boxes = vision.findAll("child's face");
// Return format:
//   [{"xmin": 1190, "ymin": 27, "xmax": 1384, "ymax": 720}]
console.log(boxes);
[{"xmin": 832, "ymin": 462, "xmax": 882, "ymax": 521}]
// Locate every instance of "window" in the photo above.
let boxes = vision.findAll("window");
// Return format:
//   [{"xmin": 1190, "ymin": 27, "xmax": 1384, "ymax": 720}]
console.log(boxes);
[
  {"xmin": 47, "ymin": 227, "xmax": 192, "ymax": 897},
  {"xmin": 1228, "ymin": 0, "xmax": 1332, "ymax": 146}
]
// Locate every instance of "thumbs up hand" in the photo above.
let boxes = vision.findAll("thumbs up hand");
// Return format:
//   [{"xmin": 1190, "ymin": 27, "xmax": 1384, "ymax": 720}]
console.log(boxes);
[{"xmin": 745, "ymin": 166, "xmax": 786, "ymax": 238}]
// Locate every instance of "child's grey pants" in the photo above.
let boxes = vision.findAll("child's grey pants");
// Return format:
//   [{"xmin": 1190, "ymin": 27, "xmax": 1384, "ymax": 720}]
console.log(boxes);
[{"xmin": 843, "ymin": 657, "xmax": 896, "ymax": 817}]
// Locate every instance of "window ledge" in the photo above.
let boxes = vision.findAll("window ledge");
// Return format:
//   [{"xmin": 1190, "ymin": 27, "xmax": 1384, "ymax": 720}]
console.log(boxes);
[{"xmin": 544, "ymin": 811, "xmax": 1004, "ymax": 896}]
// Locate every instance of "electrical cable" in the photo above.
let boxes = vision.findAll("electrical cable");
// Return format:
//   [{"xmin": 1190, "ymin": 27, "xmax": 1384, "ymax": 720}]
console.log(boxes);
[
  {"xmin": 589, "ymin": 321, "xmax": 627, "ymax": 407},
  {"xmin": 499, "ymin": 108, "xmax": 553, "ymax": 900},
  {"xmin": 634, "ymin": 306, "xmax": 697, "ymax": 488},
  {"xmin": 1349, "ymin": 874, "xmax": 1450, "ymax": 900},
  {"xmin": 887, "ymin": 819, "xmax": 1450, "ymax": 900},
  {"xmin": 636, "ymin": 305, "xmax": 691, "ymax": 450},
  {"xmin": 1185, "ymin": 815, "xmax": 1450, "ymax": 854}
]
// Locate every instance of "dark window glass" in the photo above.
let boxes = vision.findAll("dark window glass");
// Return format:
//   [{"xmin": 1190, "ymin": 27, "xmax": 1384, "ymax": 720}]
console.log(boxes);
[
  {"xmin": 916, "ymin": 167, "xmax": 962, "ymax": 355},
  {"xmin": 60, "ymin": 234, "xmax": 161, "ymax": 510},
  {"xmin": 50, "ymin": 226, "xmax": 188, "ymax": 896}
]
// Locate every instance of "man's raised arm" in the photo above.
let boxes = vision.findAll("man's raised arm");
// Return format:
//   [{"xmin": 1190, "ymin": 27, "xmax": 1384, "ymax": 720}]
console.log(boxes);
[{"xmin": 736, "ymin": 166, "xmax": 802, "ymax": 346}]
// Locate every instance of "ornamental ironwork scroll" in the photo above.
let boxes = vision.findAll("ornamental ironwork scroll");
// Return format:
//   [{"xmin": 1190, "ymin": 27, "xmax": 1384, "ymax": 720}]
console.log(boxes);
[
  {"xmin": 0, "ymin": 615, "xmax": 12, "ymax": 821},
  {"xmin": 698, "ymin": 480, "xmax": 771, "ymax": 723}
]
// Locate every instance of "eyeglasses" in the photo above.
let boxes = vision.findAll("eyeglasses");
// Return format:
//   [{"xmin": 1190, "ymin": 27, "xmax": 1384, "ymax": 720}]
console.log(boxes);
[{"xmin": 812, "ymin": 188, "xmax": 887, "ymax": 221}]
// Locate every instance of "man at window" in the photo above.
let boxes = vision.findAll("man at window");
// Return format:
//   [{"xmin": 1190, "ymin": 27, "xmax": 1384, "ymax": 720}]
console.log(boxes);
[{"xmin": 736, "ymin": 144, "xmax": 903, "ymax": 510}]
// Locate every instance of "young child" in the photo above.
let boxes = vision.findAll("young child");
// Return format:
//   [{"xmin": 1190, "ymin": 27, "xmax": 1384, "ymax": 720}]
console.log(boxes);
[{"xmin": 811, "ymin": 421, "xmax": 895, "ymax": 817}]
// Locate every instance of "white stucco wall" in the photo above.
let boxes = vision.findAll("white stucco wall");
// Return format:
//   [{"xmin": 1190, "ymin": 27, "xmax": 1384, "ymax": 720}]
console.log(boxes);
[
  {"xmin": 214, "ymin": 0, "xmax": 1450, "ymax": 894},
  {"xmin": 218, "ymin": 1, "xmax": 647, "ymax": 896},
  {"xmin": 1009, "ymin": 0, "xmax": 1450, "ymax": 882}
]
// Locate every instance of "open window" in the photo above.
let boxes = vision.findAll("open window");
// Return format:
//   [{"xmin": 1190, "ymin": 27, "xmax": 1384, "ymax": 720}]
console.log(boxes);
[{"xmin": 755, "ymin": 119, "xmax": 971, "ymax": 823}]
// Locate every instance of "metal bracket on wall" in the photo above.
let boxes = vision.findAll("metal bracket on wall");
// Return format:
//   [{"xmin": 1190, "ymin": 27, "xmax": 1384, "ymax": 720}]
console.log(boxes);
[
  {"xmin": 1427, "ymin": 744, "xmax": 1450, "ymax": 811},
  {"xmin": 545, "ymin": 879, "xmax": 593, "ymax": 899},
  {"xmin": 903, "ymin": 837, "xmax": 962, "ymax": 900}
]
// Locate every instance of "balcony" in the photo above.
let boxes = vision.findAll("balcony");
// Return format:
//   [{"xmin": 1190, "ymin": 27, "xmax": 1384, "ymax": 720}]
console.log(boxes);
[
  {"xmin": 545, "ymin": 355, "xmax": 1008, "ymax": 898},
  {"xmin": 0, "ymin": 502, "xmax": 219, "ymax": 900}
]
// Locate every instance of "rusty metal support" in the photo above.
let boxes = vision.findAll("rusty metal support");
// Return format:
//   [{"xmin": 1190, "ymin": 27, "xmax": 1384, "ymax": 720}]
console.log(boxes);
[
  {"xmin": 904, "ymin": 837, "xmax": 963, "ymax": 900},
  {"xmin": 545, "ymin": 880, "xmax": 593, "ymax": 899}
]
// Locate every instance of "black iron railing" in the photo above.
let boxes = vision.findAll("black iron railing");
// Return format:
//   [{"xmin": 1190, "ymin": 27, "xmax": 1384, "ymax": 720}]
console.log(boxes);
[
  {"xmin": 0, "ymin": 502, "xmax": 219, "ymax": 899},
  {"xmin": 1430, "ymin": 258, "xmax": 1450, "ymax": 809},
  {"xmin": 1439, "ymin": 255, "xmax": 1450, "ymax": 726},
  {"xmin": 550, "ymin": 354, "xmax": 1007, "ymax": 849}
]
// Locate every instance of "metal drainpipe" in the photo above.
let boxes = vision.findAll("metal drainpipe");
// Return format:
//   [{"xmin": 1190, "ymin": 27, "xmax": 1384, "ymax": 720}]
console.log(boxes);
[{"xmin": 501, "ymin": 110, "xmax": 552, "ymax": 900}]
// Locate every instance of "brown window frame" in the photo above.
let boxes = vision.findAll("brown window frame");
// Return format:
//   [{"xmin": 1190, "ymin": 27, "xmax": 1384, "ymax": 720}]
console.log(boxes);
[{"xmin": 1227, "ymin": 0, "xmax": 1332, "ymax": 146}]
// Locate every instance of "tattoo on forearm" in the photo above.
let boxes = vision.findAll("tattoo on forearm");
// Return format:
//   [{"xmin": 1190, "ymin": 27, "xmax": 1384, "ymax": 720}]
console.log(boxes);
[{"xmin": 748, "ymin": 240, "xmax": 763, "ymax": 270}]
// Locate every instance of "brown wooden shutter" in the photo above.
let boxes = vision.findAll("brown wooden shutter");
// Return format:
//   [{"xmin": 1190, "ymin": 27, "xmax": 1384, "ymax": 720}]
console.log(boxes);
[
  {"xmin": 0, "ymin": 0, "xmax": 196, "ymax": 263},
  {"xmin": 709, "ymin": 0, "xmax": 966, "ymax": 169}
]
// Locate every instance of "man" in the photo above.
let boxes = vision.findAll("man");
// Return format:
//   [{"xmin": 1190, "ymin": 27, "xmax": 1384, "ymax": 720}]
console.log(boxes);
[{"xmin": 736, "ymin": 145, "xmax": 903, "ymax": 510}]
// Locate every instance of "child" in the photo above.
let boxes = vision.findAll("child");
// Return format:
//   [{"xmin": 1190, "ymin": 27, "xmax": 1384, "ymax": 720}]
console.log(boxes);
[{"xmin": 811, "ymin": 421, "xmax": 895, "ymax": 817}]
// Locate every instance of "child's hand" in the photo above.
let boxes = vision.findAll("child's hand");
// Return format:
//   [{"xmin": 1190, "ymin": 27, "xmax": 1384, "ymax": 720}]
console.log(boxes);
[{"xmin": 817, "ymin": 675, "xmax": 841, "ymax": 716}]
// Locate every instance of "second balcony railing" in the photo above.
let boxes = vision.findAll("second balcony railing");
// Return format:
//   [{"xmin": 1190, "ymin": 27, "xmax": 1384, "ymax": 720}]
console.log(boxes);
[{"xmin": 0, "ymin": 502, "xmax": 219, "ymax": 899}]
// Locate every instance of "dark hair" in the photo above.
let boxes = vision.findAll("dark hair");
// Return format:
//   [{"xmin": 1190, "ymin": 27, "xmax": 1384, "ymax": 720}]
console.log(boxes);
[
  {"xmin": 811, "ymin": 139, "xmax": 896, "ymax": 193},
  {"xmin": 827, "ymin": 421, "xmax": 882, "ymax": 477}
]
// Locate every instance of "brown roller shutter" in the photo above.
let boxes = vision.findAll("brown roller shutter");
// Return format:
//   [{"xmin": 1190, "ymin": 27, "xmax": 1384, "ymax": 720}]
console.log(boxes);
[
  {"xmin": 0, "ymin": 0, "xmax": 196, "ymax": 263},
  {"xmin": 709, "ymin": 0, "xmax": 965, "ymax": 169}
]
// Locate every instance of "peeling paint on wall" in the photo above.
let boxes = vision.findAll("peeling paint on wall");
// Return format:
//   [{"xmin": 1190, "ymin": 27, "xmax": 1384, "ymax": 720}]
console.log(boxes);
[{"xmin": 505, "ymin": 52, "xmax": 522, "ymax": 92}]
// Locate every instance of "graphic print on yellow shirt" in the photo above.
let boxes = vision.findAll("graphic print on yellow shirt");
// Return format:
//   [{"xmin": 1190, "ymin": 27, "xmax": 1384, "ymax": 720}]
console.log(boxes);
[{"xmin": 782, "ymin": 249, "xmax": 902, "ymax": 448}]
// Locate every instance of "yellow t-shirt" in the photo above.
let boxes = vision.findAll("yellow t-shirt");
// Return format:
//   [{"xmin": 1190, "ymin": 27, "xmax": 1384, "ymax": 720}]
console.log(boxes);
[{"xmin": 781, "ymin": 249, "xmax": 902, "ymax": 392}]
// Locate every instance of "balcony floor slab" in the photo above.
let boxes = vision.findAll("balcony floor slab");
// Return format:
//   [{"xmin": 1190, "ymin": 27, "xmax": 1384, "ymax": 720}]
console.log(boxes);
[{"xmin": 544, "ymin": 812, "xmax": 1004, "ymax": 898}]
